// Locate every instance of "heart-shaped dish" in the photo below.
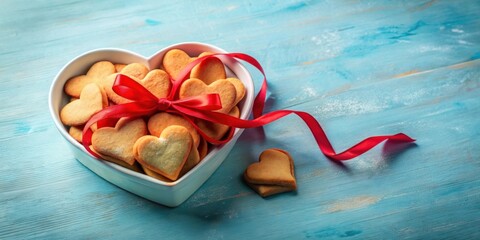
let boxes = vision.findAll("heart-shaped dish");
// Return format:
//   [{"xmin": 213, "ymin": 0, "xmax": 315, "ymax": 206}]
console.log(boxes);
[{"xmin": 48, "ymin": 42, "xmax": 254, "ymax": 207}]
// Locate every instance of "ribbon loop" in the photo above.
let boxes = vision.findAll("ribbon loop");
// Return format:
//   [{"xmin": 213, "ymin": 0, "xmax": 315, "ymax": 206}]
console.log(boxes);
[
  {"xmin": 174, "ymin": 94, "xmax": 223, "ymax": 111},
  {"xmin": 113, "ymin": 74, "xmax": 158, "ymax": 102}
]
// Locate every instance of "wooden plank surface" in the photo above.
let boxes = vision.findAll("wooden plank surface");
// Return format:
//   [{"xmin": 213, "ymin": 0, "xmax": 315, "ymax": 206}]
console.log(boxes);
[{"xmin": 1, "ymin": 0, "xmax": 479, "ymax": 239}]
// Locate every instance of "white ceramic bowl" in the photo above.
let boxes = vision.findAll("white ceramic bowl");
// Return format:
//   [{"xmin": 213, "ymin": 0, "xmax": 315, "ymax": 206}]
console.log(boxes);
[{"xmin": 48, "ymin": 42, "xmax": 254, "ymax": 207}]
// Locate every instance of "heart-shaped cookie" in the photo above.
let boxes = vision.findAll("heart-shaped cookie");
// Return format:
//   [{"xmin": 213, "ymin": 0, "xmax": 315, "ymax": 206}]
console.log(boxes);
[
  {"xmin": 162, "ymin": 49, "xmax": 195, "ymax": 80},
  {"xmin": 103, "ymin": 66, "xmax": 172, "ymax": 105},
  {"xmin": 226, "ymin": 77, "xmax": 246, "ymax": 105},
  {"xmin": 139, "ymin": 69, "xmax": 172, "ymax": 100},
  {"xmin": 244, "ymin": 148, "xmax": 297, "ymax": 188},
  {"xmin": 141, "ymin": 146, "xmax": 200, "ymax": 182},
  {"xmin": 64, "ymin": 61, "xmax": 116, "ymax": 98},
  {"xmin": 134, "ymin": 125, "xmax": 193, "ymax": 181},
  {"xmin": 60, "ymin": 83, "xmax": 108, "ymax": 126},
  {"xmin": 91, "ymin": 118, "xmax": 147, "ymax": 165},
  {"xmin": 179, "ymin": 78, "xmax": 237, "ymax": 113},
  {"xmin": 190, "ymin": 52, "xmax": 226, "ymax": 84},
  {"xmin": 148, "ymin": 112, "xmax": 200, "ymax": 148},
  {"xmin": 119, "ymin": 62, "xmax": 149, "ymax": 80}
]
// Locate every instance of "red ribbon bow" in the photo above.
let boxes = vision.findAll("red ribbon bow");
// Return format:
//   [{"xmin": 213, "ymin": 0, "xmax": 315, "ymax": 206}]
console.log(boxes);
[{"xmin": 82, "ymin": 53, "xmax": 415, "ymax": 161}]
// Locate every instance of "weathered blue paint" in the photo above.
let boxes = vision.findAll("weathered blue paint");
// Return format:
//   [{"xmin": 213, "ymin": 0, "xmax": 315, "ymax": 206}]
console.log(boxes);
[{"xmin": 1, "ymin": 0, "xmax": 479, "ymax": 239}]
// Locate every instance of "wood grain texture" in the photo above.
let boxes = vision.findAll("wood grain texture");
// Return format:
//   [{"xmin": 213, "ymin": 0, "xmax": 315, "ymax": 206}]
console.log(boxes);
[{"xmin": 1, "ymin": 0, "xmax": 479, "ymax": 239}]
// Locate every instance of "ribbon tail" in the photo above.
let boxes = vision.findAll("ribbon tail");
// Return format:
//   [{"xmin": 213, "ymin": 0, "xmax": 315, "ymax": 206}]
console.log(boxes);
[
  {"xmin": 174, "ymin": 105, "xmax": 415, "ymax": 161},
  {"xmin": 326, "ymin": 133, "xmax": 415, "ymax": 160}
]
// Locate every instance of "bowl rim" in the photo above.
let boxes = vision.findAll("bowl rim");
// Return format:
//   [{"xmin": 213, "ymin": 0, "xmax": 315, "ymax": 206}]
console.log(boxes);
[{"xmin": 48, "ymin": 42, "xmax": 255, "ymax": 187}]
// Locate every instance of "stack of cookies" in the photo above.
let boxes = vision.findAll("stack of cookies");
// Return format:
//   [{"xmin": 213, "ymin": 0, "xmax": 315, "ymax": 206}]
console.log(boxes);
[
  {"xmin": 59, "ymin": 49, "xmax": 246, "ymax": 182},
  {"xmin": 244, "ymin": 149, "xmax": 297, "ymax": 197}
]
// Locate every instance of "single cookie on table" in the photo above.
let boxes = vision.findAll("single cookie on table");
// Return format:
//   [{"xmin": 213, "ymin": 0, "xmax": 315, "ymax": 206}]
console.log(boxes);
[
  {"xmin": 245, "ymin": 182, "xmax": 295, "ymax": 198},
  {"xmin": 64, "ymin": 61, "xmax": 116, "ymax": 98},
  {"xmin": 179, "ymin": 78, "xmax": 237, "ymax": 114},
  {"xmin": 244, "ymin": 148, "xmax": 297, "ymax": 197},
  {"xmin": 60, "ymin": 83, "xmax": 108, "ymax": 126},
  {"xmin": 134, "ymin": 125, "xmax": 193, "ymax": 181},
  {"xmin": 190, "ymin": 52, "xmax": 226, "ymax": 85},
  {"xmin": 91, "ymin": 118, "xmax": 147, "ymax": 165},
  {"xmin": 148, "ymin": 112, "xmax": 200, "ymax": 148}
]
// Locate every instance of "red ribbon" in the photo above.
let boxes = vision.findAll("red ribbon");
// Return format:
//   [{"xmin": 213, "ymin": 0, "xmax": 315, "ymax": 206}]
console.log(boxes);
[{"xmin": 82, "ymin": 52, "xmax": 415, "ymax": 161}]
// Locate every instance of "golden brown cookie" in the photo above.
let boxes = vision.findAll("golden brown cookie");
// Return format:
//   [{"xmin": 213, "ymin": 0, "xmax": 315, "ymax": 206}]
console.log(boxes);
[
  {"xmin": 120, "ymin": 62, "xmax": 149, "ymax": 80},
  {"xmin": 103, "ymin": 67, "xmax": 171, "ymax": 105},
  {"xmin": 91, "ymin": 118, "xmax": 147, "ymax": 165},
  {"xmin": 60, "ymin": 83, "xmax": 108, "ymax": 126},
  {"xmin": 245, "ymin": 181, "xmax": 295, "ymax": 198},
  {"xmin": 226, "ymin": 77, "xmax": 246, "ymax": 105},
  {"xmin": 162, "ymin": 49, "xmax": 195, "ymax": 80},
  {"xmin": 179, "ymin": 78, "xmax": 237, "ymax": 113},
  {"xmin": 140, "ymin": 69, "xmax": 172, "ymax": 99},
  {"xmin": 101, "ymin": 73, "xmax": 127, "ymax": 104},
  {"xmin": 140, "ymin": 146, "xmax": 200, "ymax": 181},
  {"xmin": 133, "ymin": 125, "xmax": 193, "ymax": 181},
  {"xmin": 64, "ymin": 61, "xmax": 115, "ymax": 98},
  {"xmin": 244, "ymin": 148, "xmax": 297, "ymax": 197},
  {"xmin": 148, "ymin": 112, "xmax": 200, "ymax": 148},
  {"xmin": 190, "ymin": 52, "xmax": 226, "ymax": 85}
]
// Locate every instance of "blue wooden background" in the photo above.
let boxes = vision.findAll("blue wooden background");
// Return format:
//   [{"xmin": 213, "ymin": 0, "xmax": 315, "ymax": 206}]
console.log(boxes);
[{"xmin": 1, "ymin": 0, "xmax": 479, "ymax": 239}]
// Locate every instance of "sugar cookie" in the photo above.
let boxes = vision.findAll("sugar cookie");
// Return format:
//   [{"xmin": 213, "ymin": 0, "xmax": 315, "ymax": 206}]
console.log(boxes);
[
  {"xmin": 190, "ymin": 52, "xmax": 226, "ymax": 84},
  {"xmin": 64, "ymin": 61, "xmax": 115, "ymax": 98},
  {"xmin": 162, "ymin": 49, "xmax": 194, "ymax": 80},
  {"xmin": 60, "ymin": 83, "xmax": 107, "ymax": 126},
  {"xmin": 179, "ymin": 78, "xmax": 237, "ymax": 113},
  {"xmin": 134, "ymin": 125, "xmax": 193, "ymax": 181},
  {"xmin": 244, "ymin": 148, "xmax": 297, "ymax": 197},
  {"xmin": 91, "ymin": 118, "xmax": 147, "ymax": 165}
]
